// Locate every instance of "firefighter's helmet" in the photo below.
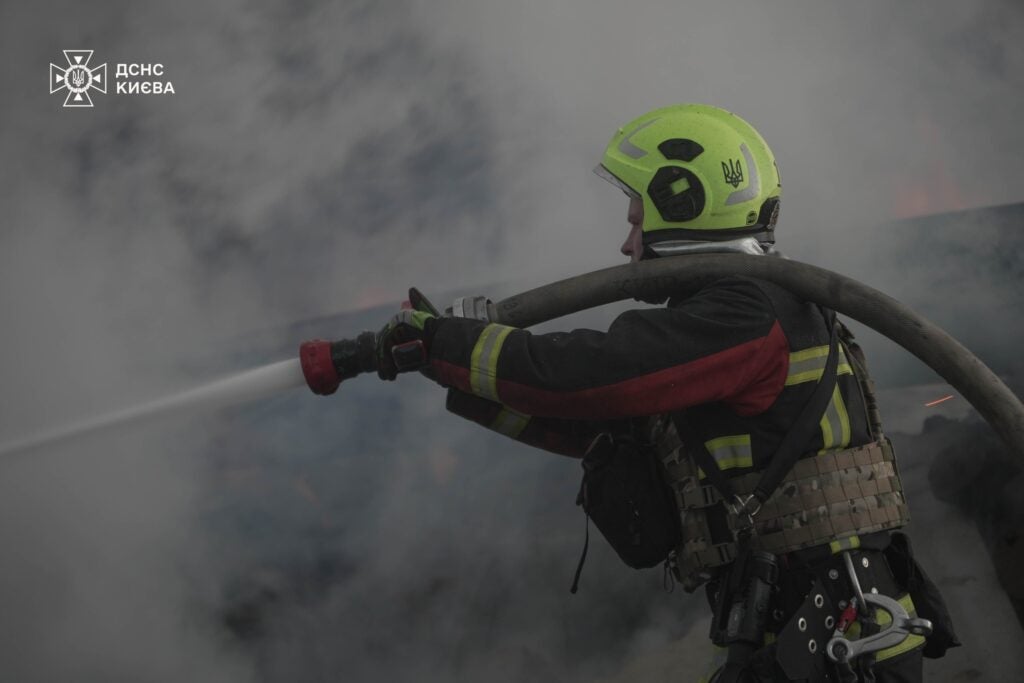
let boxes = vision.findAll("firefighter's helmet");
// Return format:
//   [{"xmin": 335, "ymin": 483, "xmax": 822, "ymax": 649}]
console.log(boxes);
[{"xmin": 595, "ymin": 104, "xmax": 781, "ymax": 251}]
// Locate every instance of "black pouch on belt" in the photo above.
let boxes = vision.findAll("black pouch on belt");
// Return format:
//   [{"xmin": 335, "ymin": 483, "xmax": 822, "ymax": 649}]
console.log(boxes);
[
  {"xmin": 884, "ymin": 531, "xmax": 961, "ymax": 658},
  {"xmin": 576, "ymin": 433, "xmax": 682, "ymax": 569}
]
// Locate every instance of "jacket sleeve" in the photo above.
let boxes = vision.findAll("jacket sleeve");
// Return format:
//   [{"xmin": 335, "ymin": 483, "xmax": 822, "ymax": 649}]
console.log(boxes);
[
  {"xmin": 445, "ymin": 388, "xmax": 599, "ymax": 458},
  {"xmin": 428, "ymin": 276, "xmax": 790, "ymax": 421}
]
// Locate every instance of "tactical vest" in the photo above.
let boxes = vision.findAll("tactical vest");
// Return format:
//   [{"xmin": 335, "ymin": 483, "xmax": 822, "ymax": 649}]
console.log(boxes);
[{"xmin": 651, "ymin": 321, "xmax": 910, "ymax": 590}]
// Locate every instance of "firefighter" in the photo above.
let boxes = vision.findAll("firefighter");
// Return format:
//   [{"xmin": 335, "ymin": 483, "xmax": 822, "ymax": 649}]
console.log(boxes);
[{"xmin": 374, "ymin": 104, "xmax": 957, "ymax": 682}]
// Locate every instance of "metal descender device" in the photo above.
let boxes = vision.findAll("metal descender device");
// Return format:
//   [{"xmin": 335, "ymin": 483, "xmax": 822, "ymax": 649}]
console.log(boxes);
[{"xmin": 825, "ymin": 552, "xmax": 933, "ymax": 663}]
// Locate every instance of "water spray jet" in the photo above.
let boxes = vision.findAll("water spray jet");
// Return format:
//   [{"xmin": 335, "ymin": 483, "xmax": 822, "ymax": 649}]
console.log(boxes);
[{"xmin": 0, "ymin": 359, "xmax": 305, "ymax": 458}]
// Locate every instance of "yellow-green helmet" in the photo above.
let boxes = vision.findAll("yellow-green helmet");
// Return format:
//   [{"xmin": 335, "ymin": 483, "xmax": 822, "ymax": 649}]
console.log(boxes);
[{"xmin": 595, "ymin": 104, "xmax": 781, "ymax": 251}]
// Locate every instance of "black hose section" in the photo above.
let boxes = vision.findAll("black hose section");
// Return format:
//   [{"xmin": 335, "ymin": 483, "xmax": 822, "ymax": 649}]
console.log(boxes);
[{"xmin": 489, "ymin": 254, "xmax": 1024, "ymax": 465}]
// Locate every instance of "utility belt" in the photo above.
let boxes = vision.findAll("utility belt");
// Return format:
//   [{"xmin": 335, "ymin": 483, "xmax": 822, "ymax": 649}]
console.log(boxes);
[
  {"xmin": 658, "ymin": 432, "xmax": 911, "ymax": 591},
  {"xmin": 704, "ymin": 541, "xmax": 936, "ymax": 683}
]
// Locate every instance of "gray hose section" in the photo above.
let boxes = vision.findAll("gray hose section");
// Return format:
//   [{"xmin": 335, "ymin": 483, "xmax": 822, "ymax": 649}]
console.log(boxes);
[{"xmin": 489, "ymin": 254, "xmax": 1024, "ymax": 464}]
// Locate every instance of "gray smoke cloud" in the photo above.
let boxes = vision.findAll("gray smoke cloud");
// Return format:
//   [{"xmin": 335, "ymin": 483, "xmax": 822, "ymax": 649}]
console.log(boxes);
[{"xmin": 1, "ymin": 0, "xmax": 1022, "ymax": 681}]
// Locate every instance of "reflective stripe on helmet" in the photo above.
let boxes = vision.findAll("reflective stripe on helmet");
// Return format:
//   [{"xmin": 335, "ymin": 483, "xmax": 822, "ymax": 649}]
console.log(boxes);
[
  {"xmin": 617, "ymin": 117, "xmax": 660, "ymax": 159},
  {"xmin": 723, "ymin": 142, "xmax": 760, "ymax": 206}
]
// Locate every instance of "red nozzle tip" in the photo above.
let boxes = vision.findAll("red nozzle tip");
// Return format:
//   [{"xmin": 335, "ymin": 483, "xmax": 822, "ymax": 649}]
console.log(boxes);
[{"xmin": 300, "ymin": 339, "xmax": 340, "ymax": 396}]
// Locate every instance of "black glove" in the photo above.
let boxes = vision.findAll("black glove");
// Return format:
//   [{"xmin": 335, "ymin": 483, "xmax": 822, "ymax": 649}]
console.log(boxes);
[{"xmin": 376, "ymin": 289, "xmax": 441, "ymax": 380}]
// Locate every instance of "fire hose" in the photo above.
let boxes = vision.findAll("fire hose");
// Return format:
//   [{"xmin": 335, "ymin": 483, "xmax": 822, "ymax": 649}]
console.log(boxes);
[{"xmin": 301, "ymin": 253, "xmax": 1024, "ymax": 466}]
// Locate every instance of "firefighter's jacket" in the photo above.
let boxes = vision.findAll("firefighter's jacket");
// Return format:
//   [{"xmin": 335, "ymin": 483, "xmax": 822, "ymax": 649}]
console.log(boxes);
[{"xmin": 429, "ymin": 275, "xmax": 872, "ymax": 466}]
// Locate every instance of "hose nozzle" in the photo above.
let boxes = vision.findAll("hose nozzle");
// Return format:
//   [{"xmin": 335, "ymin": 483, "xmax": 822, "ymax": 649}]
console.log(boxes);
[
  {"xmin": 300, "ymin": 331, "xmax": 378, "ymax": 396},
  {"xmin": 300, "ymin": 339, "xmax": 340, "ymax": 395}
]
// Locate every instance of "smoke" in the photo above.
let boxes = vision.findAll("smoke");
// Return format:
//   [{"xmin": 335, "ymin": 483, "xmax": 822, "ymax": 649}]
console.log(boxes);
[{"xmin": 1, "ymin": 0, "xmax": 1022, "ymax": 680}]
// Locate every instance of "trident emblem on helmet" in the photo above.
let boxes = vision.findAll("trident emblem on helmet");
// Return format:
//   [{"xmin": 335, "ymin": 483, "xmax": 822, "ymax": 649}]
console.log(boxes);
[{"xmin": 722, "ymin": 158, "xmax": 744, "ymax": 189}]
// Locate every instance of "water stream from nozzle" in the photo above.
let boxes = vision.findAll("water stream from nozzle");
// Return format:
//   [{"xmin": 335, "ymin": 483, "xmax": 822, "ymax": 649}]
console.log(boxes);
[{"xmin": 0, "ymin": 359, "xmax": 306, "ymax": 458}]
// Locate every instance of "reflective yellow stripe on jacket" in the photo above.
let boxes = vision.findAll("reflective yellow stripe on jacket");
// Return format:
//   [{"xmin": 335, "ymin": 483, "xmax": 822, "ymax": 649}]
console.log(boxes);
[
  {"xmin": 697, "ymin": 434, "xmax": 753, "ymax": 479},
  {"xmin": 786, "ymin": 343, "xmax": 854, "ymax": 451},
  {"xmin": 785, "ymin": 344, "xmax": 853, "ymax": 385},
  {"xmin": 469, "ymin": 323, "xmax": 516, "ymax": 402},
  {"xmin": 489, "ymin": 406, "xmax": 530, "ymax": 438}
]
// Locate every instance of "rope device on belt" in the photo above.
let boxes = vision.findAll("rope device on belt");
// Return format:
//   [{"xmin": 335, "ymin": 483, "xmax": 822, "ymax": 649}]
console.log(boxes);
[{"xmin": 826, "ymin": 553, "xmax": 933, "ymax": 666}]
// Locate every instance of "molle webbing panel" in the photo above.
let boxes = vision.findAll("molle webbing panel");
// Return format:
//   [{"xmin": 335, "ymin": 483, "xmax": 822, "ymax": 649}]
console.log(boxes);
[{"xmin": 653, "ymin": 418, "xmax": 909, "ymax": 585}]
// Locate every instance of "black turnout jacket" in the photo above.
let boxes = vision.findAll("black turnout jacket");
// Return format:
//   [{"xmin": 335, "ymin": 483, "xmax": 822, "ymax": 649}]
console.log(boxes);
[{"xmin": 425, "ymin": 276, "xmax": 873, "ymax": 474}]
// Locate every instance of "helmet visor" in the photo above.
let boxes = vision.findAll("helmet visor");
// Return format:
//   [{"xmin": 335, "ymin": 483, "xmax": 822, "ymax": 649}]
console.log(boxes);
[{"xmin": 593, "ymin": 164, "xmax": 641, "ymax": 200}]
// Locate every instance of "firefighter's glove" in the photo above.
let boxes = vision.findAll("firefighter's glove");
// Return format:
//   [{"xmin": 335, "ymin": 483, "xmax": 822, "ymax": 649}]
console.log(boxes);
[{"xmin": 376, "ymin": 308, "xmax": 436, "ymax": 381}]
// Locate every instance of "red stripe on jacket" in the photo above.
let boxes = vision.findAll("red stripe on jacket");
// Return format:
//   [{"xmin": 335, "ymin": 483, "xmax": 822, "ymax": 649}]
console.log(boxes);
[{"xmin": 432, "ymin": 320, "xmax": 789, "ymax": 421}]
